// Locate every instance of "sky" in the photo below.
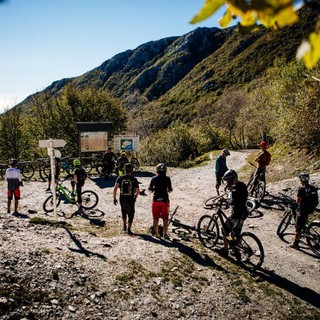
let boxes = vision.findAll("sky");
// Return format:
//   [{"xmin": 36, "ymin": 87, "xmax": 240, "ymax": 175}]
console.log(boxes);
[{"xmin": 0, "ymin": 0, "xmax": 227, "ymax": 112}]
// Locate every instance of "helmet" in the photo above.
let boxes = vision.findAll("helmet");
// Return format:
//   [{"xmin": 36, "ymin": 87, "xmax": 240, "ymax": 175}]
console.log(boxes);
[
  {"xmin": 120, "ymin": 151, "xmax": 126, "ymax": 156},
  {"xmin": 73, "ymin": 159, "xmax": 81, "ymax": 166},
  {"xmin": 156, "ymin": 163, "xmax": 167, "ymax": 174},
  {"xmin": 107, "ymin": 146, "xmax": 112, "ymax": 150},
  {"xmin": 124, "ymin": 163, "xmax": 134, "ymax": 172},
  {"xmin": 298, "ymin": 173, "xmax": 309, "ymax": 182},
  {"xmin": 222, "ymin": 149, "xmax": 230, "ymax": 156},
  {"xmin": 223, "ymin": 169, "xmax": 238, "ymax": 182},
  {"xmin": 260, "ymin": 141, "xmax": 267, "ymax": 148},
  {"xmin": 9, "ymin": 158, "xmax": 18, "ymax": 166}
]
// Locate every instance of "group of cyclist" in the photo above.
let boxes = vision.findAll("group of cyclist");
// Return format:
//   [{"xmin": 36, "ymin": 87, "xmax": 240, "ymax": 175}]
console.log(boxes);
[
  {"xmin": 215, "ymin": 140, "xmax": 319, "ymax": 252},
  {"xmin": 3, "ymin": 140, "xmax": 318, "ymax": 252}
]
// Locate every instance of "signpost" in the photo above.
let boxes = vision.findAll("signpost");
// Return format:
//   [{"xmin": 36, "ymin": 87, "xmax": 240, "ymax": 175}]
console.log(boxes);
[{"xmin": 39, "ymin": 139, "xmax": 66, "ymax": 219}]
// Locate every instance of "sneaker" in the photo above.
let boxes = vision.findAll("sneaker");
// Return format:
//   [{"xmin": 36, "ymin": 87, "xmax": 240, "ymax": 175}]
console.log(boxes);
[
  {"xmin": 155, "ymin": 233, "xmax": 161, "ymax": 239},
  {"xmin": 127, "ymin": 229, "xmax": 133, "ymax": 236},
  {"xmin": 163, "ymin": 234, "xmax": 171, "ymax": 241},
  {"xmin": 289, "ymin": 242, "xmax": 299, "ymax": 249},
  {"xmin": 216, "ymin": 248, "xmax": 229, "ymax": 257},
  {"xmin": 122, "ymin": 226, "xmax": 127, "ymax": 233},
  {"xmin": 45, "ymin": 187, "xmax": 51, "ymax": 192},
  {"xmin": 7, "ymin": 210, "xmax": 10, "ymax": 214}
]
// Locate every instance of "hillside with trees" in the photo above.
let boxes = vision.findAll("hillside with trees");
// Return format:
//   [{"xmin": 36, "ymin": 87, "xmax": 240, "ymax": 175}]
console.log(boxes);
[{"xmin": 1, "ymin": 3, "xmax": 319, "ymax": 172}]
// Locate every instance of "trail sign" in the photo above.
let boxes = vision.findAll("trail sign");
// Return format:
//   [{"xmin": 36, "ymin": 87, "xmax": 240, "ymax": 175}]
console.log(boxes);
[{"xmin": 39, "ymin": 139, "xmax": 66, "ymax": 148}]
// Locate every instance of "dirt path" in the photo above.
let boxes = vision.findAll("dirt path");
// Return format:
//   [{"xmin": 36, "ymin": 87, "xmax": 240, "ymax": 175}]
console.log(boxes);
[{"xmin": 0, "ymin": 150, "xmax": 319, "ymax": 319}]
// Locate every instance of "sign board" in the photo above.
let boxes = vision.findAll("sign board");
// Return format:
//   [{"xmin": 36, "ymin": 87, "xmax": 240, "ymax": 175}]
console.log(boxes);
[
  {"xmin": 39, "ymin": 139, "xmax": 66, "ymax": 148},
  {"xmin": 114, "ymin": 135, "xmax": 140, "ymax": 152},
  {"xmin": 80, "ymin": 131, "xmax": 108, "ymax": 152},
  {"xmin": 47, "ymin": 149, "xmax": 61, "ymax": 158}
]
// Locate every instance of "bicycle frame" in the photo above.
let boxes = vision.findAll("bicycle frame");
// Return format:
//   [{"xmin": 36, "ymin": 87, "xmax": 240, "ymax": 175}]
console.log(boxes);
[{"xmin": 55, "ymin": 179, "xmax": 77, "ymax": 204}]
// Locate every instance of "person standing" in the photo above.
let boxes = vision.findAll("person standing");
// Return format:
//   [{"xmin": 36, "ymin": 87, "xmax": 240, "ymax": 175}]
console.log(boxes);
[
  {"xmin": 102, "ymin": 146, "xmax": 116, "ymax": 177},
  {"xmin": 71, "ymin": 159, "xmax": 87, "ymax": 214},
  {"xmin": 148, "ymin": 163, "xmax": 173, "ymax": 240},
  {"xmin": 215, "ymin": 149, "xmax": 230, "ymax": 195},
  {"xmin": 290, "ymin": 173, "xmax": 319, "ymax": 249},
  {"xmin": 116, "ymin": 151, "xmax": 129, "ymax": 176},
  {"xmin": 218, "ymin": 169, "xmax": 249, "ymax": 256},
  {"xmin": 113, "ymin": 163, "xmax": 140, "ymax": 235},
  {"xmin": 5, "ymin": 159, "xmax": 23, "ymax": 214},
  {"xmin": 250, "ymin": 140, "xmax": 271, "ymax": 194}
]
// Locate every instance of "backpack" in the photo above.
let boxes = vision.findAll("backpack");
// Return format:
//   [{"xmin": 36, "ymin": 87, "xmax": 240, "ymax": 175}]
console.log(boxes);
[
  {"xmin": 307, "ymin": 185, "xmax": 319, "ymax": 210},
  {"xmin": 120, "ymin": 178, "xmax": 133, "ymax": 197}
]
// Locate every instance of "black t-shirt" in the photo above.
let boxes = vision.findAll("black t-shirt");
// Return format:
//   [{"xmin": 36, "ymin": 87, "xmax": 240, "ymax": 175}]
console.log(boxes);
[
  {"xmin": 103, "ymin": 152, "xmax": 115, "ymax": 163},
  {"xmin": 229, "ymin": 181, "xmax": 248, "ymax": 219},
  {"xmin": 116, "ymin": 174, "xmax": 139, "ymax": 199},
  {"xmin": 74, "ymin": 166, "xmax": 87, "ymax": 186},
  {"xmin": 148, "ymin": 174, "xmax": 173, "ymax": 202},
  {"xmin": 297, "ymin": 184, "xmax": 318, "ymax": 214}
]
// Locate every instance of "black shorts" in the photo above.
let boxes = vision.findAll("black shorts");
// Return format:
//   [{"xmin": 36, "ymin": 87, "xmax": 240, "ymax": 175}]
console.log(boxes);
[{"xmin": 120, "ymin": 197, "xmax": 135, "ymax": 223}]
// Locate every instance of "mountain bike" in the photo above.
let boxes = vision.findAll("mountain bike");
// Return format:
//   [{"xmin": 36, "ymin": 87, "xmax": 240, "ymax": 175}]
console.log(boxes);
[
  {"xmin": 43, "ymin": 177, "xmax": 99, "ymax": 215},
  {"xmin": 246, "ymin": 162, "xmax": 266, "ymax": 202},
  {"xmin": 17, "ymin": 161, "xmax": 36, "ymax": 179},
  {"xmin": 168, "ymin": 206, "xmax": 197, "ymax": 234},
  {"xmin": 204, "ymin": 193, "xmax": 256, "ymax": 216},
  {"xmin": 276, "ymin": 192, "xmax": 320, "ymax": 256},
  {"xmin": 197, "ymin": 198, "xmax": 264, "ymax": 270}
]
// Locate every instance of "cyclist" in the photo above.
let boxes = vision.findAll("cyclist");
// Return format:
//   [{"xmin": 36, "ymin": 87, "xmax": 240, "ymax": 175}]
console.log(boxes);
[
  {"xmin": 102, "ymin": 146, "xmax": 116, "ymax": 177},
  {"xmin": 116, "ymin": 151, "xmax": 129, "ymax": 176},
  {"xmin": 215, "ymin": 148, "xmax": 230, "ymax": 195},
  {"xmin": 218, "ymin": 169, "xmax": 249, "ymax": 256},
  {"xmin": 148, "ymin": 163, "xmax": 173, "ymax": 240},
  {"xmin": 249, "ymin": 140, "xmax": 271, "ymax": 195},
  {"xmin": 113, "ymin": 163, "xmax": 140, "ymax": 235},
  {"xmin": 290, "ymin": 173, "xmax": 319, "ymax": 249},
  {"xmin": 71, "ymin": 159, "xmax": 87, "ymax": 213},
  {"xmin": 5, "ymin": 159, "xmax": 23, "ymax": 214}
]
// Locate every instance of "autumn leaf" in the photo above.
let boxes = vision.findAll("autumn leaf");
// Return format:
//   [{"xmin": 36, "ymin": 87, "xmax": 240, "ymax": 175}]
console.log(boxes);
[{"xmin": 190, "ymin": 0, "xmax": 225, "ymax": 24}]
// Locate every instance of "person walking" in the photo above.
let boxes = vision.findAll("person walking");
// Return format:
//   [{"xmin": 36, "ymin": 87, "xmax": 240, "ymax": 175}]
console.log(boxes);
[
  {"xmin": 215, "ymin": 149, "xmax": 230, "ymax": 195},
  {"xmin": 5, "ymin": 159, "xmax": 23, "ymax": 214},
  {"xmin": 113, "ymin": 163, "xmax": 140, "ymax": 235},
  {"xmin": 290, "ymin": 173, "xmax": 319, "ymax": 249},
  {"xmin": 148, "ymin": 163, "xmax": 173, "ymax": 240}
]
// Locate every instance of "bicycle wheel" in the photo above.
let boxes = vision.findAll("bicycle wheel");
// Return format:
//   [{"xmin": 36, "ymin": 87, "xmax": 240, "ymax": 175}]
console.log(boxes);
[
  {"xmin": 43, "ymin": 194, "xmax": 61, "ymax": 213},
  {"xmin": 246, "ymin": 199, "xmax": 256, "ymax": 215},
  {"xmin": 255, "ymin": 181, "xmax": 265, "ymax": 202},
  {"xmin": 236, "ymin": 232, "xmax": 264, "ymax": 270},
  {"xmin": 197, "ymin": 214, "xmax": 219, "ymax": 248},
  {"xmin": 306, "ymin": 221, "xmax": 320, "ymax": 256},
  {"xmin": 276, "ymin": 208, "xmax": 293, "ymax": 235},
  {"xmin": 130, "ymin": 157, "xmax": 140, "ymax": 171},
  {"xmin": 21, "ymin": 164, "xmax": 35, "ymax": 179},
  {"xmin": 81, "ymin": 190, "xmax": 99, "ymax": 209}
]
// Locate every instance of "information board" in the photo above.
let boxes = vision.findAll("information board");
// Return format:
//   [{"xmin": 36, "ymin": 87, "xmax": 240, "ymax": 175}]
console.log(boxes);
[
  {"xmin": 114, "ymin": 135, "xmax": 140, "ymax": 152},
  {"xmin": 80, "ymin": 132, "xmax": 108, "ymax": 152}
]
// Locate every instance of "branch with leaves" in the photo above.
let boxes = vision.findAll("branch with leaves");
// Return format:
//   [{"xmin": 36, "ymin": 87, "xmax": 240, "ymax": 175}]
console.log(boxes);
[{"xmin": 190, "ymin": 0, "xmax": 320, "ymax": 69}]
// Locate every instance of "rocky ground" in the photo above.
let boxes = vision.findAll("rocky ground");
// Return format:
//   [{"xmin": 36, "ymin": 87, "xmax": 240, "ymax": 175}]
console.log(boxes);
[{"xmin": 0, "ymin": 150, "xmax": 319, "ymax": 320}]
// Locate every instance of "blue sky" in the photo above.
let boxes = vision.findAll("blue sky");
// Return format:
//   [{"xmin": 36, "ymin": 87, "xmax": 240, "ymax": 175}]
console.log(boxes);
[{"xmin": 0, "ymin": 0, "xmax": 227, "ymax": 112}]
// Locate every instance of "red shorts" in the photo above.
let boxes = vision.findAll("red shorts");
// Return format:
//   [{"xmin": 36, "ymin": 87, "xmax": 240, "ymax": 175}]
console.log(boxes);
[
  {"xmin": 152, "ymin": 201, "xmax": 169, "ymax": 220},
  {"xmin": 8, "ymin": 188, "xmax": 20, "ymax": 200}
]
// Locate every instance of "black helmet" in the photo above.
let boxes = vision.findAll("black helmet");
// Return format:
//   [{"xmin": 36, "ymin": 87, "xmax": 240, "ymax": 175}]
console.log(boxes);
[
  {"xmin": 124, "ymin": 163, "xmax": 134, "ymax": 172},
  {"xmin": 222, "ymin": 149, "xmax": 230, "ymax": 156},
  {"xmin": 298, "ymin": 172, "xmax": 309, "ymax": 182},
  {"xmin": 223, "ymin": 169, "xmax": 237, "ymax": 182},
  {"xmin": 9, "ymin": 159, "xmax": 18, "ymax": 166},
  {"xmin": 156, "ymin": 163, "xmax": 167, "ymax": 174}
]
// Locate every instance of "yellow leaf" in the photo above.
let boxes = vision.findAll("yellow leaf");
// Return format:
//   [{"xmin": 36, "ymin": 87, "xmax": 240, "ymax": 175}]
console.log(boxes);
[
  {"xmin": 298, "ymin": 33, "xmax": 320, "ymax": 69},
  {"xmin": 190, "ymin": 0, "xmax": 225, "ymax": 24},
  {"xmin": 274, "ymin": 6, "xmax": 298, "ymax": 28},
  {"xmin": 219, "ymin": 8, "xmax": 232, "ymax": 28}
]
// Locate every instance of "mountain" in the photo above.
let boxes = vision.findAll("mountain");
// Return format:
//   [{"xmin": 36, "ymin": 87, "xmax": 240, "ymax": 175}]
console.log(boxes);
[{"xmin": 18, "ymin": 4, "xmax": 319, "ymax": 123}]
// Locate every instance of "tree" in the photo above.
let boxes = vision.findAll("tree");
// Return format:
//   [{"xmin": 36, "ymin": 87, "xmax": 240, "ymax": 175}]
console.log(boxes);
[{"xmin": 191, "ymin": 0, "xmax": 320, "ymax": 68}]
